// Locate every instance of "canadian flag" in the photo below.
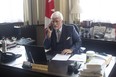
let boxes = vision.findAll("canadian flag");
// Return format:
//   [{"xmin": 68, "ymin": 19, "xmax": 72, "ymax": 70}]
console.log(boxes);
[{"xmin": 45, "ymin": 0, "xmax": 55, "ymax": 29}]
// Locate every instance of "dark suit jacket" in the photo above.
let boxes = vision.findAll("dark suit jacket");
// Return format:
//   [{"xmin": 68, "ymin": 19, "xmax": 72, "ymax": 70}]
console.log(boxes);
[{"xmin": 44, "ymin": 24, "xmax": 81, "ymax": 54}]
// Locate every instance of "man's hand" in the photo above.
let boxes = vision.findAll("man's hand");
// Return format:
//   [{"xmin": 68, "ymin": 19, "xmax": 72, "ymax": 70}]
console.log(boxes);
[{"xmin": 61, "ymin": 49, "xmax": 73, "ymax": 55}]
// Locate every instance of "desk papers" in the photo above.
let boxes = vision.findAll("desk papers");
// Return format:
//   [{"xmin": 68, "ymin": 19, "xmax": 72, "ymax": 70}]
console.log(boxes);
[
  {"xmin": 68, "ymin": 54, "xmax": 86, "ymax": 62},
  {"xmin": 52, "ymin": 54, "xmax": 86, "ymax": 62},
  {"xmin": 52, "ymin": 54, "xmax": 71, "ymax": 61},
  {"xmin": 79, "ymin": 54, "xmax": 112, "ymax": 77}
]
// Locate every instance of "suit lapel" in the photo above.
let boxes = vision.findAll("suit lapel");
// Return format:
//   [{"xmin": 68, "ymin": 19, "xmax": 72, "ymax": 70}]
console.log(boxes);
[
  {"xmin": 59, "ymin": 25, "xmax": 66, "ymax": 42},
  {"xmin": 52, "ymin": 29, "xmax": 57, "ymax": 43}
]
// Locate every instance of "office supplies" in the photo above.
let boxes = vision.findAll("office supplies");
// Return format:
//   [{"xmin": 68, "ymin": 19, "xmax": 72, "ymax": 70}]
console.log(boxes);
[
  {"xmin": 22, "ymin": 61, "xmax": 32, "ymax": 68},
  {"xmin": 67, "ymin": 61, "xmax": 81, "ymax": 75},
  {"xmin": 24, "ymin": 45, "xmax": 47, "ymax": 65},
  {"xmin": 86, "ymin": 51, "xmax": 95, "ymax": 63},
  {"xmin": 1, "ymin": 37, "xmax": 7, "ymax": 53},
  {"xmin": 32, "ymin": 63, "xmax": 48, "ymax": 71},
  {"xmin": 17, "ymin": 37, "xmax": 34, "ymax": 45},
  {"xmin": 0, "ymin": 51, "xmax": 22, "ymax": 63}
]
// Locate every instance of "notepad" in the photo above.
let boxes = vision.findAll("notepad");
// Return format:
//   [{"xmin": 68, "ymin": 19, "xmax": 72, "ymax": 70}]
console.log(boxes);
[
  {"xmin": 52, "ymin": 54, "xmax": 71, "ymax": 61},
  {"xmin": 68, "ymin": 54, "xmax": 86, "ymax": 62}
]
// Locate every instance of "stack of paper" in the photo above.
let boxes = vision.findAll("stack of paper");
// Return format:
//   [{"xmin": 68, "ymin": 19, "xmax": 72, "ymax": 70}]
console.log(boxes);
[
  {"xmin": 79, "ymin": 54, "xmax": 112, "ymax": 77},
  {"xmin": 95, "ymin": 54, "xmax": 112, "ymax": 66},
  {"xmin": 79, "ymin": 62, "xmax": 106, "ymax": 77}
]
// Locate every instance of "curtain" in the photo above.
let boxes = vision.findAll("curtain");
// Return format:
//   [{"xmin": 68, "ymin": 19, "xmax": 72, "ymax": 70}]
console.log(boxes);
[
  {"xmin": 23, "ymin": 0, "xmax": 39, "ymax": 25},
  {"xmin": 0, "ymin": 0, "xmax": 23, "ymax": 23},
  {"xmin": 69, "ymin": 0, "xmax": 80, "ymax": 24},
  {"xmin": 80, "ymin": 0, "xmax": 116, "ymax": 23},
  {"xmin": 23, "ymin": 0, "xmax": 80, "ymax": 25}
]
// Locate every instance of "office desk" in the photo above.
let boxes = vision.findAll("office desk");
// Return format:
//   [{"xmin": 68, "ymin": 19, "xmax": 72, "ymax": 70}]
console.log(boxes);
[{"xmin": 0, "ymin": 46, "xmax": 115, "ymax": 77}]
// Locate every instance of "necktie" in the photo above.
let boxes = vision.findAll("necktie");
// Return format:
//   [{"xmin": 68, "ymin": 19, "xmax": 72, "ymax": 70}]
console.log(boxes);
[{"xmin": 57, "ymin": 30, "xmax": 60, "ymax": 42}]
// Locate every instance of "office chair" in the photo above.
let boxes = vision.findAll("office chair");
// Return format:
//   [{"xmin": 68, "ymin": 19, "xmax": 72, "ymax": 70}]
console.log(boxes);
[{"xmin": 71, "ymin": 24, "xmax": 86, "ymax": 53}]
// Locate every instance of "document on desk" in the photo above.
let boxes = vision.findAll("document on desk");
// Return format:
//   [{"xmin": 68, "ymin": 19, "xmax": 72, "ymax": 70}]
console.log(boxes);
[
  {"xmin": 68, "ymin": 54, "xmax": 86, "ymax": 62},
  {"xmin": 52, "ymin": 54, "xmax": 71, "ymax": 61}
]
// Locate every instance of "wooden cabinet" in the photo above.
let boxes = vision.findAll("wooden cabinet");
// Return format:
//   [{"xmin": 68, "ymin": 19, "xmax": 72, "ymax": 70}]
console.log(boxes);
[{"xmin": 82, "ymin": 38, "xmax": 116, "ymax": 56}]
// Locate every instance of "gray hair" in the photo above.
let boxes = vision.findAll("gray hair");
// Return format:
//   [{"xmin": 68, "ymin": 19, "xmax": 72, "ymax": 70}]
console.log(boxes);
[{"xmin": 51, "ymin": 11, "xmax": 63, "ymax": 20}]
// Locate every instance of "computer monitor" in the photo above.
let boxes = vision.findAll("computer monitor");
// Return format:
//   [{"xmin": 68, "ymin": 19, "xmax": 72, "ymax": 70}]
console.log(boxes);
[{"xmin": 24, "ymin": 45, "xmax": 47, "ymax": 65}]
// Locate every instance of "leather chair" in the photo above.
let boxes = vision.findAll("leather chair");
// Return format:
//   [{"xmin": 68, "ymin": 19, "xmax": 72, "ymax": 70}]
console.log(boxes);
[{"xmin": 72, "ymin": 24, "xmax": 86, "ymax": 53}]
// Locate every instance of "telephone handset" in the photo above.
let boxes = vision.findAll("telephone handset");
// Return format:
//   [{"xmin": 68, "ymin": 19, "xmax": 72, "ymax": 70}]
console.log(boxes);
[
  {"xmin": 45, "ymin": 24, "xmax": 53, "ymax": 35},
  {"xmin": 0, "ymin": 51, "xmax": 22, "ymax": 63},
  {"xmin": 49, "ymin": 24, "xmax": 53, "ymax": 31},
  {"xmin": 49, "ymin": 25, "xmax": 53, "ymax": 31}
]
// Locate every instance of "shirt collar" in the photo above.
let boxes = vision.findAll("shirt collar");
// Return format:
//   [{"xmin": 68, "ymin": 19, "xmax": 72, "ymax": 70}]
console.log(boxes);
[{"xmin": 56, "ymin": 26, "xmax": 62, "ymax": 32}]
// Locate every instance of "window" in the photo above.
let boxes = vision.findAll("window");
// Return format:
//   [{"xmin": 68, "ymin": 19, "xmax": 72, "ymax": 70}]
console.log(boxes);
[
  {"xmin": 80, "ymin": 0, "xmax": 116, "ymax": 23},
  {"xmin": 0, "ymin": 0, "xmax": 23, "ymax": 23}
]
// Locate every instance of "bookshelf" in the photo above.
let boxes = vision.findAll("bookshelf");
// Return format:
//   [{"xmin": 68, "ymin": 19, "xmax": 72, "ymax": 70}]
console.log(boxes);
[{"xmin": 80, "ymin": 21, "xmax": 116, "ymax": 42}]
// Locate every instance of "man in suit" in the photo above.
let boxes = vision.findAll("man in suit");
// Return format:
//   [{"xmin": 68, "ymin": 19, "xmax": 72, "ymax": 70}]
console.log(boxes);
[{"xmin": 44, "ymin": 11, "xmax": 81, "ymax": 54}]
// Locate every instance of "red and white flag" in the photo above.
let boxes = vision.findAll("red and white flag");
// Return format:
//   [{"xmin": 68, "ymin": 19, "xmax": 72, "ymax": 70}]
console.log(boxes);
[{"xmin": 45, "ymin": 0, "xmax": 55, "ymax": 29}]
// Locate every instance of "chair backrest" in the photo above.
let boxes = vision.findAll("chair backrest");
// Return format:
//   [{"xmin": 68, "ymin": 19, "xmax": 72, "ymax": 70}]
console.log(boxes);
[
  {"xmin": 70, "ymin": 24, "xmax": 86, "ymax": 53},
  {"xmin": 73, "ymin": 24, "xmax": 80, "ymax": 34},
  {"xmin": 69, "ymin": 24, "xmax": 80, "ymax": 34}
]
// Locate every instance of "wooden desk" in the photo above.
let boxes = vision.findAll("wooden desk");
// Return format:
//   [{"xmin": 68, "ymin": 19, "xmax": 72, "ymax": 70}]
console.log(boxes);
[{"xmin": 0, "ymin": 46, "xmax": 115, "ymax": 77}]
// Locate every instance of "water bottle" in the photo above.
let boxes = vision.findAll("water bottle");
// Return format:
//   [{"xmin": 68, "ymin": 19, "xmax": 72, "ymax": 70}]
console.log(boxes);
[{"xmin": 2, "ymin": 37, "xmax": 7, "ymax": 53}]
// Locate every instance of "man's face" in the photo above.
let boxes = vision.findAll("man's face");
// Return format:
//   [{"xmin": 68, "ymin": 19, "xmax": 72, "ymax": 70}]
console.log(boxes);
[{"xmin": 52, "ymin": 17, "xmax": 62, "ymax": 30}]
